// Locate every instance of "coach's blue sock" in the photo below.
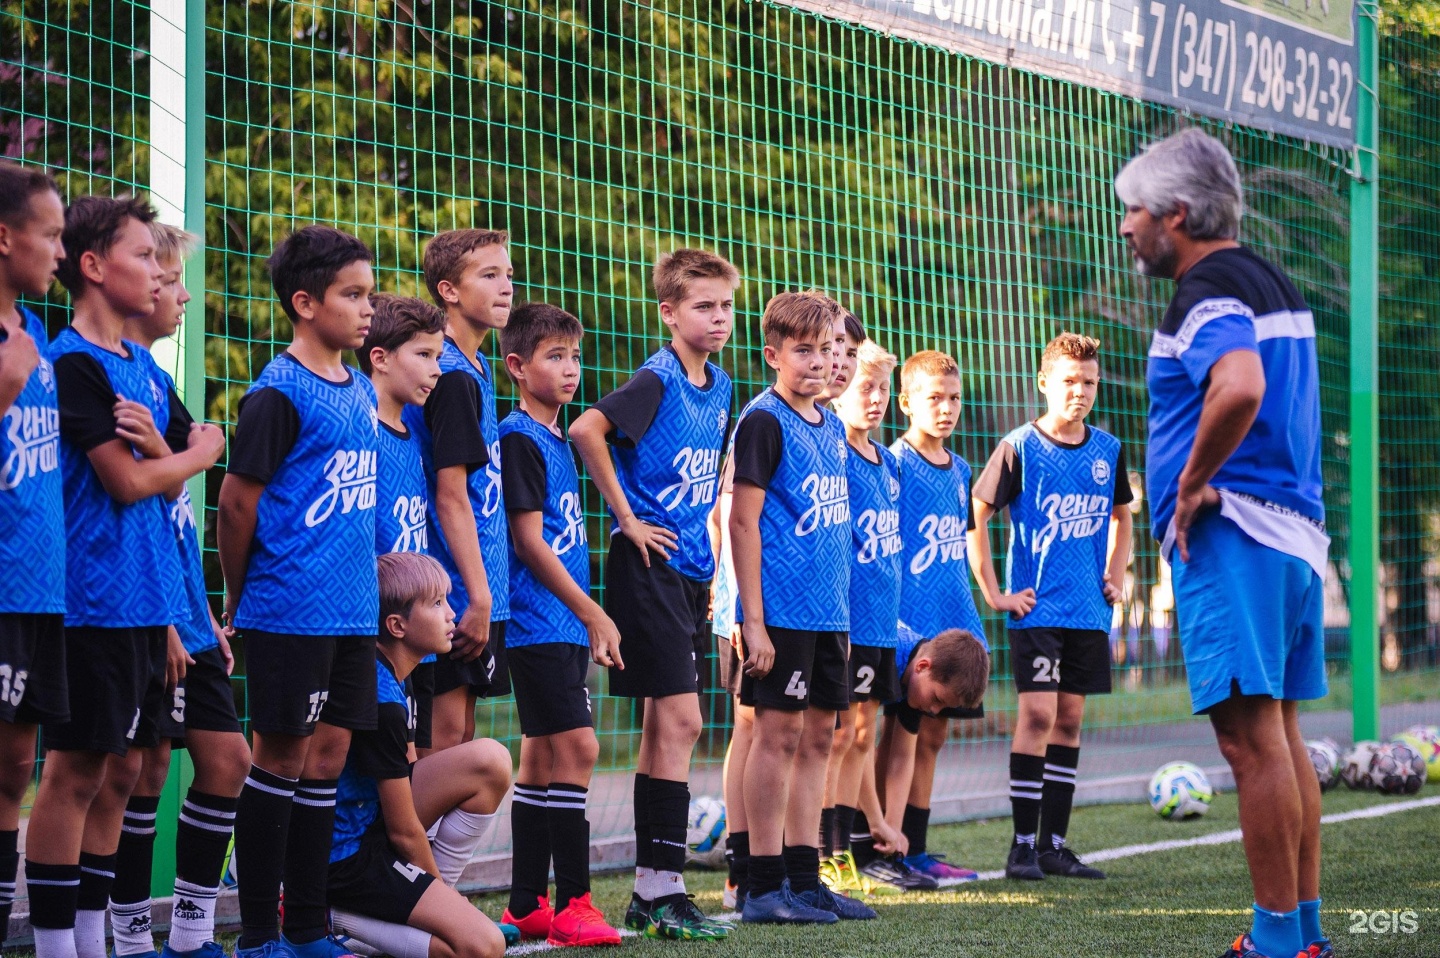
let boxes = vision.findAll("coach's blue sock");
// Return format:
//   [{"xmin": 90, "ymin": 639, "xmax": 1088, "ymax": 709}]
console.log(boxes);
[
  {"xmin": 1251, "ymin": 904, "xmax": 1302, "ymax": 958},
  {"xmin": 1298, "ymin": 898, "xmax": 1323, "ymax": 946}
]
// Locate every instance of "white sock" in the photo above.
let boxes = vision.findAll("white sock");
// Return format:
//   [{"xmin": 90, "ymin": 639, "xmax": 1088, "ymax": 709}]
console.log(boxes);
[
  {"xmin": 166, "ymin": 878, "xmax": 220, "ymax": 953},
  {"xmin": 34, "ymin": 927, "xmax": 80, "ymax": 958},
  {"xmin": 633, "ymin": 865, "xmax": 655, "ymax": 895},
  {"xmin": 73, "ymin": 909, "xmax": 107, "ymax": 958},
  {"xmin": 330, "ymin": 909, "xmax": 433, "ymax": 958},
  {"xmin": 652, "ymin": 870, "xmax": 686, "ymax": 901},
  {"xmin": 108, "ymin": 898, "xmax": 154, "ymax": 956},
  {"xmin": 429, "ymin": 808, "xmax": 496, "ymax": 888}
]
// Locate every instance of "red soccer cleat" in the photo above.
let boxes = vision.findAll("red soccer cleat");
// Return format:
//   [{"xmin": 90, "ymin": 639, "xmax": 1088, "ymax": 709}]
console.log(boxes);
[
  {"xmin": 547, "ymin": 892, "xmax": 622, "ymax": 947},
  {"xmin": 500, "ymin": 895, "xmax": 555, "ymax": 941}
]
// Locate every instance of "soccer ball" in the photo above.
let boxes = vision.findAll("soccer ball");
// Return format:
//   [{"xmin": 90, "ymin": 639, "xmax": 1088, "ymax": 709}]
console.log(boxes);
[
  {"xmin": 1395, "ymin": 726, "xmax": 1440, "ymax": 781},
  {"xmin": 1148, "ymin": 762, "xmax": 1214, "ymax": 819},
  {"xmin": 1369, "ymin": 742, "xmax": 1427, "ymax": 795},
  {"xmin": 1304, "ymin": 739, "xmax": 1342, "ymax": 792},
  {"xmin": 685, "ymin": 796, "xmax": 727, "ymax": 869},
  {"xmin": 1340, "ymin": 741, "xmax": 1381, "ymax": 790}
]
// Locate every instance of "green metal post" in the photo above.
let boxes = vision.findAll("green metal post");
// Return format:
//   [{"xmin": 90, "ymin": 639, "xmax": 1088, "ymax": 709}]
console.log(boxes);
[{"xmin": 1349, "ymin": 0, "xmax": 1381, "ymax": 743}]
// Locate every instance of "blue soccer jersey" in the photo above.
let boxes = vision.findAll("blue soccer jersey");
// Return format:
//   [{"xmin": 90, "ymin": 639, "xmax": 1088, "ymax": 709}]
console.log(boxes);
[
  {"xmin": 597, "ymin": 347, "xmax": 732, "ymax": 582},
  {"xmin": 231, "ymin": 354, "xmax": 379, "ymax": 636},
  {"xmin": 1147, "ymin": 246, "xmax": 1327, "ymax": 573},
  {"xmin": 48, "ymin": 328, "xmax": 185, "ymax": 628},
  {"xmin": 847, "ymin": 439, "xmax": 902, "ymax": 649},
  {"xmin": 0, "ymin": 308, "xmax": 64, "ymax": 615},
  {"xmin": 499, "ymin": 409, "xmax": 590, "ymax": 649},
  {"xmin": 731, "ymin": 389, "xmax": 850, "ymax": 632},
  {"xmin": 376, "ymin": 421, "xmax": 429, "ymax": 555},
  {"xmin": 890, "ymin": 622, "xmax": 927, "ymax": 705},
  {"xmin": 332, "ymin": 655, "xmax": 415, "ymax": 863},
  {"xmin": 891, "ymin": 438, "xmax": 985, "ymax": 648},
  {"xmin": 403, "ymin": 339, "xmax": 510, "ymax": 621}
]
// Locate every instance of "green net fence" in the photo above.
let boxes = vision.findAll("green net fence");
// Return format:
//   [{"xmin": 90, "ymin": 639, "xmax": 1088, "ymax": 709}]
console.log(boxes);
[{"xmin": 3, "ymin": 0, "xmax": 1438, "ymax": 886}]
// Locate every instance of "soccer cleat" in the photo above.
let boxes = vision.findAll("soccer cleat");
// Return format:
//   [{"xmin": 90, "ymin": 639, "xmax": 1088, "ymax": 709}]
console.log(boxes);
[
  {"xmin": 497, "ymin": 924, "xmax": 521, "ymax": 947},
  {"xmin": 795, "ymin": 883, "xmax": 877, "ymax": 920},
  {"xmin": 1004, "ymin": 842, "xmax": 1046, "ymax": 881},
  {"xmin": 722, "ymin": 880, "xmax": 739, "ymax": 911},
  {"xmin": 1217, "ymin": 933, "xmax": 1311, "ymax": 958},
  {"xmin": 547, "ymin": 893, "xmax": 621, "ymax": 947},
  {"xmin": 741, "ymin": 881, "xmax": 840, "ymax": 925},
  {"xmin": 860, "ymin": 854, "xmax": 939, "ymax": 892},
  {"xmin": 901, "ymin": 851, "xmax": 979, "ymax": 885},
  {"xmin": 644, "ymin": 895, "xmax": 731, "ymax": 940},
  {"xmin": 279, "ymin": 936, "xmax": 361, "ymax": 958},
  {"xmin": 1038, "ymin": 845, "xmax": 1107, "ymax": 879},
  {"xmin": 820, "ymin": 851, "xmax": 876, "ymax": 897},
  {"xmin": 501, "ymin": 895, "xmax": 555, "ymax": 941},
  {"xmin": 1304, "ymin": 940, "xmax": 1334, "ymax": 958},
  {"xmin": 161, "ymin": 943, "xmax": 228, "ymax": 958},
  {"xmin": 235, "ymin": 943, "xmax": 289, "ymax": 958},
  {"xmin": 623, "ymin": 893, "xmax": 652, "ymax": 932}
]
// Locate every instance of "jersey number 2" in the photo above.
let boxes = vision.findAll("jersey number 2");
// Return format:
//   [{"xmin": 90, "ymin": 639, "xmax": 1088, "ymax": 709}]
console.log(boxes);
[
  {"xmin": 1032, "ymin": 656, "xmax": 1060, "ymax": 684},
  {"xmin": 853, "ymin": 666, "xmax": 875, "ymax": 695}
]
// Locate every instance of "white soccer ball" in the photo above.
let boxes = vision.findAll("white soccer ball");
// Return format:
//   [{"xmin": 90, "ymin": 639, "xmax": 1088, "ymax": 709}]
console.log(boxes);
[
  {"xmin": 685, "ymin": 795, "xmax": 727, "ymax": 869},
  {"xmin": 1305, "ymin": 739, "xmax": 1342, "ymax": 792},
  {"xmin": 1369, "ymin": 741, "xmax": 1427, "ymax": 795},
  {"xmin": 1341, "ymin": 741, "xmax": 1382, "ymax": 790},
  {"xmin": 1148, "ymin": 762, "xmax": 1214, "ymax": 819}
]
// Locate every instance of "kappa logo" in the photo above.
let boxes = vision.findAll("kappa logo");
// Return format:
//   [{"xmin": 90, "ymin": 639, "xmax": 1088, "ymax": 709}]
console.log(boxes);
[
  {"xmin": 1091, "ymin": 458, "xmax": 1111, "ymax": 485},
  {"xmin": 657, "ymin": 446, "xmax": 720, "ymax": 511},
  {"xmin": 172, "ymin": 898, "xmax": 206, "ymax": 922},
  {"xmin": 854, "ymin": 506, "xmax": 902, "ymax": 564},
  {"xmin": 910, "ymin": 513, "xmax": 967, "ymax": 574},
  {"xmin": 170, "ymin": 488, "xmax": 198, "ymax": 535},
  {"xmin": 551, "ymin": 491, "xmax": 588, "ymax": 555},
  {"xmin": 796, "ymin": 473, "xmax": 849, "ymax": 536},
  {"xmin": 480, "ymin": 440, "xmax": 503, "ymax": 517},
  {"xmin": 1033, "ymin": 492, "xmax": 1110, "ymax": 553},
  {"xmin": 0, "ymin": 404, "xmax": 60, "ymax": 491},
  {"xmin": 389, "ymin": 494, "xmax": 428, "ymax": 552},
  {"xmin": 305, "ymin": 449, "xmax": 378, "ymax": 527}
]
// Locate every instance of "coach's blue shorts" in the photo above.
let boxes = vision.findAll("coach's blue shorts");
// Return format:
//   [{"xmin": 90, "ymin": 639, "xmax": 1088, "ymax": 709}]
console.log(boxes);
[{"xmin": 1171, "ymin": 510, "xmax": 1327, "ymax": 715}]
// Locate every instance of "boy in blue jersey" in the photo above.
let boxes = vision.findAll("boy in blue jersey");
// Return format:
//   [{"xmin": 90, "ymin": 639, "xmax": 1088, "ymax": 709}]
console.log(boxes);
[
  {"xmin": 495, "ymin": 302, "xmax": 623, "ymax": 947},
  {"xmin": 325, "ymin": 552, "xmax": 511, "ymax": 958},
  {"xmin": 569, "ymin": 249, "xmax": 736, "ymax": 941},
  {"xmin": 877, "ymin": 625, "xmax": 990, "ymax": 787},
  {"xmin": 218, "ymin": 225, "xmax": 380, "ymax": 958},
  {"xmin": 103, "ymin": 223, "xmax": 251, "ymax": 958},
  {"xmin": 883, "ymin": 349, "xmax": 986, "ymax": 886},
  {"xmin": 409, "ymin": 230, "xmax": 513, "ymax": 754},
  {"xmin": 27, "ymin": 196, "xmax": 225, "ymax": 958},
  {"xmin": 0, "ymin": 161, "xmax": 67, "ymax": 948},
  {"xmin": 969, "ymin": 333, "xmax": 1133, "ymax": 882},
  {"xmin": 730, "ymin": 291, "xmax": 871, "ymax": 925}
]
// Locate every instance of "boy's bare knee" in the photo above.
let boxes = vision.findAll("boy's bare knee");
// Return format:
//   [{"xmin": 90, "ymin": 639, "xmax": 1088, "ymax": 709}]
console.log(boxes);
[{"xmin": 458, "ymin": 920, "xmax": 505, "ymax": 958}]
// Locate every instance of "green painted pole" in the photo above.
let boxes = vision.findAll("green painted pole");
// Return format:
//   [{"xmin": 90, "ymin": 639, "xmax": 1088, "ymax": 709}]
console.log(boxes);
[{"xmin": 1349, "ymin": 0, "xmax": 1381, "ymax": 743}]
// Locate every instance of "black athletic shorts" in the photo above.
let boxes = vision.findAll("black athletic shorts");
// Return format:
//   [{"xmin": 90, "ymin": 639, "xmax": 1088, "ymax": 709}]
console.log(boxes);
[
  {"xmin": 411, "ymin": 660, "xmax": 434, "ymax": 750},
  {"xmin": 848, "ymin": 645, "xmax": 900, "ymax": 703},
  {"xmin": 242, "ymin": 631, "xmax": 378, "ymax": 736},
  {"xmin": 605, "ymin": 536, "xmax": 710, "ymax": 699},
  {"xmin": 717, "ymin": 631, "xmax": 743, "ymax": 698},
  {"xmin": 43, "ymin": 625, "xmax": 166, "ymax": 755},
  {"xmin": 0, "ymin": 613, "xmax": 70, "ymax": 725},
  {"xmin": 328, "ymin": 820, "xmax": 436, "ymax": 924},
  {"xmin": 1009, "ymin": 627, "xmax": 1112, "ymax": 695},
  {"xmin": 508, "ymin": 642, "xmax": 594, "ymax": 737},
  {"xmin": 739, "ymin": 626, "xmax": 849, "ymax": 713},
  {"xmin": 432, "ymin": 621, "xmax": 509, "ymax": 699},
  {"xmin": 158, "ymin": 646, "xmax": 243, "ymax": 742}
]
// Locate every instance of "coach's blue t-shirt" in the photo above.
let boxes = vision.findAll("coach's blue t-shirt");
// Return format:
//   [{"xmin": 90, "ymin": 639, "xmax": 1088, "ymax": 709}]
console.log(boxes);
[
  {"xmin": 376, "ymin": 420, "xmax": 429, "ymax": 556},
  {"xmin": 846, "ymin": 439, "xmax": 902, "ymax": 649},
  {"xmin": 1147, "ymin": 246, "xmax": 1327, "ymax": 574},
  {"xmin": 48, "ymin": 328, "xmax": 185, "ymax": 628},
  {"xmin": 230, "ymin": 354, "xmax": 379, "ymax": 636},
  {"xmin": 500, "ymin": 409, "xmax": 589, "ymax": 649},
  {"xmin": 332, "ymin": 654, "xmax": 414, "ymax": 862},
  {"xmin": 732, "ymin": 390, "xmax": 850, "ymax": 632},
  {"xmin": 0, "ymin": 308, "xmax": 65, "ymax": 615},
  {"xmin": 596, "ymin": 347, "xmax": 731, "ymax": 582},
  {"xmin": 891, "ymin": 439, "xmax": 985, "ymax": 648}
]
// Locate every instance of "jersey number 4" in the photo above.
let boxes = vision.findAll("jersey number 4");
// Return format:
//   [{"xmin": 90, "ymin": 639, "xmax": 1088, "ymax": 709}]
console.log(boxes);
[{"xmin": 784, "ymin": 671, "xmax": 808, "ymax": 700}]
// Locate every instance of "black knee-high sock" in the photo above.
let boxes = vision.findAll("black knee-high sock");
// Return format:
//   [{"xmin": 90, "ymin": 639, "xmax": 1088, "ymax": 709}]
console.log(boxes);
[
  {"xmin": 508, "ymin": 783, "xmax": 550, "ymax": 918},
  {"xmin": 170, "ymin": 790, "xmax": 239, "ymax": 952},
  {"xmin": 819, "ymin": 807, "xmax": 836, "ymax": 857},
  {"xmin": 783, "ymin": 844, "xmax": 820, "ymax": 893},
  {"xmin": 547, "ymin": 784, "xmax": 590, "ymax": 913},
  {"xmin": 648, "ymin": 779, "xmax": 689, "ymax": 878},
  {"xmin": 632, "ymin": 773, "xmax": 652, "ymax": 873},
  {"xmin": 1009, "ymin": 752, "xmax": 1045, "ymax": 845},
  {"xmin": 724, "ymin": 831, "xmax": 749, "ymax": 892},
  {"xmin": 111, "ymin": 795, "xmax": 160, "ymax": 954},
  {"xmin": 833, "ymin": 805, "xmax": 857, "ymax": 855},
  {"xmin": 25, "ymin": 860, "xmax": 81, "ymax": 957},
  {"xmin": 235, "ymin": 766, "xmax": 296, "ymax": 949},
  {"xmin": 281, "ymin": 779, "xmax": 339, "ymax": 945},
  {"xmin": 0, "ymin": 829, "xmax": 18, "ymax": 945},
  {"xmin": 77, "ymin": 850, "xmax": 117, "ymax": 955},
  {"xmin": 849, "ymin": 811, "xmax": 876, "ymax": 866},
  {"xmin": 901, "ymin": 805, "xmax": 930, "ymax": 857},
  {"xmin": 1040, "ymin": 744, "xmax": 1080, "ymax": 851}
]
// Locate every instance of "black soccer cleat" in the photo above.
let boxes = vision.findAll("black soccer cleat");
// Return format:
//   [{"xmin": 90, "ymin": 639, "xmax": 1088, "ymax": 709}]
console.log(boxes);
[
  {"xmin": 623, "ymin": 892, "xmax": 652, "ymax": 932},
  {"xmin": 1004, "ymin": 841, "xmax": 1045, "ymax": 881},
  {"xmin": 1038, "ymin": 845, "xmax": 1106, "ymax": 879}
]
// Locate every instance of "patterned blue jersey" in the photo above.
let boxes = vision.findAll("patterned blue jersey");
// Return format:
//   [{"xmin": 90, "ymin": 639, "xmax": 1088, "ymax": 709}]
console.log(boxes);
[
  {"xmin": 500, "ymin": 410, "xmax": 589, "ymax": 649},
  {"xmin": 48, "ymin": 329, "xmax": 185, "ymax": 628},
  {"xmin": 375, "ymin": 422, "xmax": 429, "ymax": 556},
  {"xmin": 847, "ymin": 440, "xmax": 902, "ymax": 648},
  {"xmin": 734, "ymin": 390, "xmax": 850, "ymax": 632},
  {"xmin": 607, "ymin": 348, "xmax": 731, "ymax": 581},
  {"xmin": 0, "ymin": 308, "xmax": 65, "ymax": 614},
  {"xmin": 891, "ymin": 439, "xmax": 985, "ymax": 648},
  {"xmin": 997, "ymin": 424, "xmax": 1121, "ymax": 632},
  {"xmin": 235, "ymin": 358, "xmax": 379, "ymax": 636},
  {"xmin": 403, "ymin": 341, "xmax": 509, "ymax": 620},
  {"xmin": 331, "ymin": 656, "xmax": 414, "ymax": 862},
  {"xmin": 890, "ymin": 622, "xmax": 927, "ymax": 705}
]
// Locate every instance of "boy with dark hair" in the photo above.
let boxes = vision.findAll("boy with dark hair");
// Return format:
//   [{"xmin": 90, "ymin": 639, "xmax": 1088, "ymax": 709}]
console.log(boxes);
[
  {"xmin": 495, "ymin": 302, "xmax": 622, "ymax": 947},
  {"xmin": 569, "ymin": 248, "xmax": 736, "ymax": 941},
  {"xmin": 407, "ymin": 229, "xmax": 513, "ymax": 753},
  {"xmin": 218, "ymin": 224, "xmax": 380, "ymax": 958},
  {"xmin": 969, "ymin": 333, "xmax": 1132, "ymax": 881},
  {"xmin": 325, "ymin": 551, "xmax": 512, "ymax": 958},
  {"xmin": 0, "ymin": 160, "xmax": 67, "ymax": 949},
  {"xmin": 104, "ymin": 223, "xmax": 251, "ymax": 958},
  {"xmin": 29, "ymin": 196, "xmax": 224, "ymax": 958},
  {"xmin": 731, "ymin": 291, "xmax": 871, "ymax": 924}
]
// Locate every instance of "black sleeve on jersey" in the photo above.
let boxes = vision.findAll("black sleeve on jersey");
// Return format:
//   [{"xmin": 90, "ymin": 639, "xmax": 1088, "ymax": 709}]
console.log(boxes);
[
  {"xmin": 226, "ymin": 387, "xmax": 300, "ymax": 484},
  {"xmin": 895, "ymin": 702, "xmax": 923, "ymax": 735},
  {"xmin": 424, "ymin": 370, "xmax": 489, "ymax": 473},
  {"xmin": 1113, "ymin": 443, "xmax": 1135, "ymax": 506},
  {"xmin": 731, "ymin": 410, "xmax": 783, "ymax": 491},
  {"xmin": 349, "ymin": 701, "xmax": 413, "ymax": 781},
  {"xmin": 964, "ymin": 473, "xmax": 976, "ymax": 532},
  {"xmin": 593, "ymin": 369, "xmax": 665, "ymax": 448},
  {"xmin": 163, "ymin": 385, "xmax": 196, "ymax": 456},
  {"xmin": 500, "ymin": 431, "xmax": 547, "ymax": 513},
  {"xmin": 971, "ymin": 442, "xmax": 1021, "ymax": 511},
  {"xmin": 53, "ymin": 352, "xmax": 121, "ymax": 453}
]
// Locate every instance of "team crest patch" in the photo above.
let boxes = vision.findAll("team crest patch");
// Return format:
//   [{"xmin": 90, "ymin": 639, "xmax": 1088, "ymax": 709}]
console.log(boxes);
[
  {"xmin": 38, "ymin": 357, "xmax": 54, "ymax": 391},
  {"xmin": 1092, "ymin": 458, "xmax": 1111, "ymax": 485},
  {"xmin": 717, "ymin": 408, "xmax": 728, "ymax": 433}
]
